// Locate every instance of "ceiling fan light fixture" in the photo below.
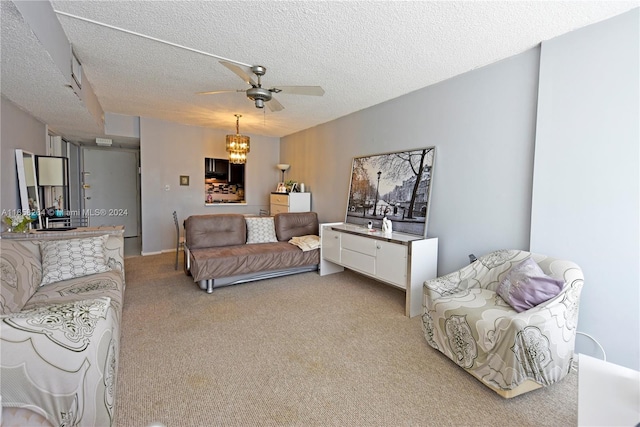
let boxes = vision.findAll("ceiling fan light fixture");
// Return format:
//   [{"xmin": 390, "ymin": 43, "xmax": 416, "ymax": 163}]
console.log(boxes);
[{"xmin": 226, "ymin": 114, "xmax": 250, "ymax": 164}]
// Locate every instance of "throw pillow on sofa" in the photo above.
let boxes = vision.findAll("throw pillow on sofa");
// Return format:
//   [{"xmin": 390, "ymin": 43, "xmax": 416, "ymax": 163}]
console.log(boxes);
[
  {"xmin": 288, "ymin": 235, "xmax": 320, "ymax": 252},
  {"xmin": 40, "ymin": 235, "xmax": 111, "ymax": 286},
  {"xmin": 245, "ymin": 217, "xmax": 278, "ymax": 244},
  {"xmin": 497, "ymin": 257, "xmax": 564, "ymax": 312},
  {"xmin": 0, "ymin": 240, "xmax": 42, "ymax": 315}
]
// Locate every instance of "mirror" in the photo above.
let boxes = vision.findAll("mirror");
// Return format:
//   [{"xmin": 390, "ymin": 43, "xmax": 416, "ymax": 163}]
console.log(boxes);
[
  {"xmin": 15, "ymin": 149, "xmax": 43, "ymax": 229},
  {"xmin": 36, "ymin": 155, "xmax": 69, "ymax": 212}
]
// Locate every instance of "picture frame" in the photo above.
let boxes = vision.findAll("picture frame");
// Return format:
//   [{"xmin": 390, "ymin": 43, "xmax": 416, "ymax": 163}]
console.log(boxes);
[
  {"xmin": 276, "ymin": 182, "xmax": 287, "ymax": 193},
  {"xmin": 180, "ymin": 175, "xmax": 189, "ymax": 186},
  {"xmin": 345, "ymin": 147, "xmax": 436, "ymax": 237}
]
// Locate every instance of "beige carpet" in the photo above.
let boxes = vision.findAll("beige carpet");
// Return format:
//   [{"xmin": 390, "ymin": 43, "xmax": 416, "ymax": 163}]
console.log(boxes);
[{"xmin": 116, "ymin": 253, "xmax": 577, "ymax": 426}]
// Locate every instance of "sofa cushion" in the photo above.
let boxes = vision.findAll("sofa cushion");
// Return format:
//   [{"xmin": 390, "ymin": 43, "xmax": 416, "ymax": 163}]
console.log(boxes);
[
  {"xmin": 40, "ymin": 235, "xmax": 111, "ymax": 286},
  {"xmin": 274, "ymin": 212, "xmax": 319, "ymax": 241},
  {"xmin": 245, "ymin": 217, "xmax": 278, "ymax": 243},
  {"xmin": 0, "ymin": 240, "xmax": 42, "ymax": 315},
  {"xmin": 496, "ymin": 257, "xmax": 564, "ymax": 312},
  {"xmin": 189, "ymin": 242, "xmax": 320, "ymax": 282},
  {"xmin": 186, "ymin": 214, "xmax": 246, "ymax": 249}
]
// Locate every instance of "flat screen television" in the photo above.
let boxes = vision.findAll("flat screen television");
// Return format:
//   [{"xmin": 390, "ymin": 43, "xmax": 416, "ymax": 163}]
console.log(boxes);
[{"xmin": 345, "ymin": 147, "xmax": 436, "ymax": 237}]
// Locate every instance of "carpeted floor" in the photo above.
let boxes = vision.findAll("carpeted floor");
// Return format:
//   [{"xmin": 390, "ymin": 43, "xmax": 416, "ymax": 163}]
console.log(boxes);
[{"xmin": 115, "ymin": 253, "xmax": 577, "ymax": 426}]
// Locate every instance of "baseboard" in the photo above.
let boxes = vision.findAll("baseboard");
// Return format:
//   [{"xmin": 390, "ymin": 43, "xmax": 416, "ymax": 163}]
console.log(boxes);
[{"xmin": 141, "ymin": 250, "xmax": 163, "ymax": 256}]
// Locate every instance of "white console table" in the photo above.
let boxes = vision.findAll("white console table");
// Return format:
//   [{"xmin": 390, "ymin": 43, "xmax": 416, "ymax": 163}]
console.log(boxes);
[{"xmin": 319, "ymin": 222, "xmax": 438, "ymax": 317}]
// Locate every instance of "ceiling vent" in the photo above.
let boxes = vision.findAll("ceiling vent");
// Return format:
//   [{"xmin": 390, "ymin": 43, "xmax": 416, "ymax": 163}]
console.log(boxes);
[{"xmin": 96, "ymin": 138, "xmax": 112, "ymax": 147}]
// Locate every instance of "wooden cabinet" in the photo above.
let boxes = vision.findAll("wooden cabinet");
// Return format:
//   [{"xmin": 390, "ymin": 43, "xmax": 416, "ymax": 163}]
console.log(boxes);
[
  {"xmin": 270, "ymin": 192, "xmax": 311, "ymax": 214},
  {"xmin": 319, "ymin": 223, "xmax": 438, "ymax": 317}
]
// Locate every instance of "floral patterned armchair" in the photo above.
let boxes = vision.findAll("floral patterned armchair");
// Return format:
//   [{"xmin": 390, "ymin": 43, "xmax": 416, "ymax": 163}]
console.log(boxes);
[{"xmin": 421, "ymin": 249, "xmax": 583, "ymax": 398}]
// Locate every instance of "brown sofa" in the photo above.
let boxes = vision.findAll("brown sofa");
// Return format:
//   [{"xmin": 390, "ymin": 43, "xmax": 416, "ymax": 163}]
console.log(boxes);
[{"xmin": 185, "ymin": 212, "xmax": 320, "ymax": 292}]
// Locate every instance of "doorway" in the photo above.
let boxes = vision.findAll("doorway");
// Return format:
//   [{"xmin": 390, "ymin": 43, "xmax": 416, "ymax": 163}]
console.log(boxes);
[{"xmin": 81, "ymin": 147, "xmax": 141, "ymax": 254}]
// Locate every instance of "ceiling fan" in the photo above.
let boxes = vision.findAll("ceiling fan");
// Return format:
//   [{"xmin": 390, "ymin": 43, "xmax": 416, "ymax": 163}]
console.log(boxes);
[{"xmin": 197, "ymin": 61, "xmax": 325, "ymax": 112}]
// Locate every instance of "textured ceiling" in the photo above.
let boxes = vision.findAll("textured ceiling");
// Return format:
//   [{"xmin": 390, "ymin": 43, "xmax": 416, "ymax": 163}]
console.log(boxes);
[{"xmin": 2, "ymin": 1, "xmax": 638, "ymax": 145}]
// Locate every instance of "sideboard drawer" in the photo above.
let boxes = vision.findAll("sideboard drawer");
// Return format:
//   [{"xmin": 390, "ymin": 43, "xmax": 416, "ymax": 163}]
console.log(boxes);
[
  {"xmin": 341, "ymin": 233, "xmax": 377, "ymax": 256},
  {"xmin": 341, "ymin": 248, "xmax": 376, "ymax": 275},
  {"xmin": 270, "ymin": 204, "xmax": 289, "ymax": 215},
  {"xmin": 270, "ymin": 193, "xmax": 289, "ymax": 206}
]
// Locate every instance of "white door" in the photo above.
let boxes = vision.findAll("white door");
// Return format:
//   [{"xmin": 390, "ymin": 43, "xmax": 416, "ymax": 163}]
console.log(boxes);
[{"xmin": 82, "ymin": 148, "xmax": 139, "ymax": 237}]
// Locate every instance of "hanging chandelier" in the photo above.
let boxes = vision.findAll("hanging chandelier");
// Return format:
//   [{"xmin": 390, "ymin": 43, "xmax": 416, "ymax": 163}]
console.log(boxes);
[{"xmin": 226, "ymin": 114, "xmax": 250, "ymax": 164}]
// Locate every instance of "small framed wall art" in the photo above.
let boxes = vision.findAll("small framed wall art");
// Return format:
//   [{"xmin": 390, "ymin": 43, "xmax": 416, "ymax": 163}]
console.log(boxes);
[{"xmin": 180, "ymin": 175, "xmax": 190, "ymax": 186}]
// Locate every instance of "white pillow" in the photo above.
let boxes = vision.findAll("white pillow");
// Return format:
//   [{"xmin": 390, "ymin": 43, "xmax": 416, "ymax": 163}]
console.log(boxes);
[
  {"xmin": 40, "ymin": 235, "xmax": 111, "ymax": 286},
  {"xmin": 245, "ymin": 217, "xmax": 278, "ymax": 244}
]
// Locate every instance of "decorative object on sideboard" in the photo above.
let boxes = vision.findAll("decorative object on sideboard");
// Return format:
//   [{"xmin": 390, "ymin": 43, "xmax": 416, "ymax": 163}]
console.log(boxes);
[
  {"xmin": 382, "ymin": 216, "xmax": 393, "ymax": 235},
  {"xmin": 226, "ymin": 114, "xmax": 250, "ymax": 164},
  {"xmin": 2, "ymin": 214, "xmax": 33, "ymax": 233},
  {"xmin": 286, "ymin": 180, "xmax": 297, "ymax": 193}
]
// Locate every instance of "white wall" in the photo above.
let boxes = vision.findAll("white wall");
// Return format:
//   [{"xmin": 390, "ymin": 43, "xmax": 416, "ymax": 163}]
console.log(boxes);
[
  {"xmin": 532, "ymin": 9, "xmax": 639, "ymax": 370},
  {"xmin": 139, "ymin": 117, "xmax": 280, "ymax": 254},
  {"xmin": 1, "ymin": 97, "xmax": 47, "ymax": 213},
  {"xmin": 281, "ymin": 48, "xmax": 541, "ymax": 275}
]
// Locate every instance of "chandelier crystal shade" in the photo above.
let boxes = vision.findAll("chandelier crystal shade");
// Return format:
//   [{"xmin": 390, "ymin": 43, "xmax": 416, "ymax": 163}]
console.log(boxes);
[{"xmin": 226, "ymin": 114, "xmax": 250, "ymax": 164}]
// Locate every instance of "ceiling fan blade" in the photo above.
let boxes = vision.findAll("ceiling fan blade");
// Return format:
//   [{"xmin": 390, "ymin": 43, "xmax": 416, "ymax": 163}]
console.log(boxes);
[
  {"xmin": 196, "ymin": 89, "xmax": 245, "ymax": 95},
  {"xmin": 219, "ymin": 61, "xmax": 257, "ymax": 87},
  {"xmin": 272, "ymin": 86, "xmax": 325, "ymax": 96},
  {"xmin": 268, "ymin": 96, "xmax": 285, "ymax": 112}
]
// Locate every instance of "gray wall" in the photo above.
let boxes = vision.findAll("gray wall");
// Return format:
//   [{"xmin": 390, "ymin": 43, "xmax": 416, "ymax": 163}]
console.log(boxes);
[
  {"xmin": 1, "ymin": 97, "xmax": 47, "ymax": 214},
  {"xmin": 281, "ymin": 10, "xmax": 640, "ymax": 370},
  {"xmin": 139, "ymin": 117, "xmax": 281, "ymax": 254},
  {"xmin": 281, "ymin": 47, "xmax": 541, "ymax": 276},
  {"xmin": 532, "ymin": 10, "xmax": 639, "ymax": 370}
]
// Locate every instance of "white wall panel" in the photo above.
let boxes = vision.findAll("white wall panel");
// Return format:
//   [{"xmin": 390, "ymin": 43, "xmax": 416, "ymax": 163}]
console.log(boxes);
[{"xmin": 532, "ymin": 9, "xmax": 639, "ymax": 369}]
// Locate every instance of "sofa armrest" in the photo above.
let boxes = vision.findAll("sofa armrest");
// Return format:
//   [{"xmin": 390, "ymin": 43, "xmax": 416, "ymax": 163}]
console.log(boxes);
[{"xmin": 424, "ymin": 260, "xmax": 486, "ymax": 302}]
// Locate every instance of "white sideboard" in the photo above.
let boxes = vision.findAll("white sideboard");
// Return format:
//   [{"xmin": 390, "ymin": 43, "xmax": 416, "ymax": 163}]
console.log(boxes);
[
  {"xmin": 319, "ymin": 222, "xmax": 438, "ymax": 317},
  {"xmin": 270, "ymin": 192, "xmax": 311, "ymax": 214}
]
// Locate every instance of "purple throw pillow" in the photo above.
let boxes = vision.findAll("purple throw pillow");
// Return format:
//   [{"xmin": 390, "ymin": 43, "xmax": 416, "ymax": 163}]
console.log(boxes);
[{"xmin": 497, "ymin": 257, "xmax": 565, "ymax": 312}]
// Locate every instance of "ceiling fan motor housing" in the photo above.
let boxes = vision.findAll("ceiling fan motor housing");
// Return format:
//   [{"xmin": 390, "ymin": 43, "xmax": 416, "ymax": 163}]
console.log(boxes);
[{"xmin": 246, "ymin": 87, "xmax": 272, "ymax": 108}]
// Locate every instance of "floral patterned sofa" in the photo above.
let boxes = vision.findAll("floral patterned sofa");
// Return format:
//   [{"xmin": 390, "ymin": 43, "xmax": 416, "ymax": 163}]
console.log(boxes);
[
  {"xmin": 421, "ymin": 249, "xmax": 583, "ymax": 398},
  {"xmin": 1, "ymin": 230, "xmax": 125, "ymax": 426}
]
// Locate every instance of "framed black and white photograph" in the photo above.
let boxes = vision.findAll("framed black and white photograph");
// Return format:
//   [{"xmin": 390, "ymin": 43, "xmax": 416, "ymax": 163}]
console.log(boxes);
[{"xmin": 345, "ymin": 147, "xmax": 436, "ymax": 237}]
